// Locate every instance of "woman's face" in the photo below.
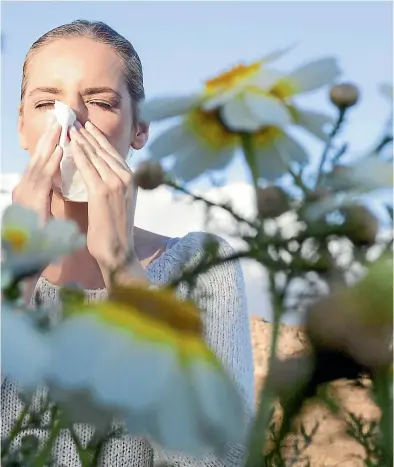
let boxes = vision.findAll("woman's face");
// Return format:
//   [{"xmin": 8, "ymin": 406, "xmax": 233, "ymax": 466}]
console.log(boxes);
[{"xmin": 19, "ymin": 37, "xmax": 148, "ymax": 158}]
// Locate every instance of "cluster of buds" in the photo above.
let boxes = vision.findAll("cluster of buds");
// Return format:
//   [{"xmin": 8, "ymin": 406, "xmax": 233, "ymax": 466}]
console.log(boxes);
[{"xmin": 256, "ymin": 186, "xmax": 290, "ymax": 219}]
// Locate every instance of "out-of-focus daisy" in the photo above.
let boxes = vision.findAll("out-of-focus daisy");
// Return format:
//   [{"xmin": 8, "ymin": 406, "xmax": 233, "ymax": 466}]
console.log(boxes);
[
  {"xmin": 1, "ymin": 204, "xmax": 85, "ymax": 287},
  {"xmin": 2, "ymin": 304, "xmax": 50, "ymax": 391},
  {"xmin": 380, "ymin": 83, "xmax": 393, "ymax": 102},
  {"xmin": 147, "ymin": 110, "xmax": 309, "ymax": 182},
  {"xmin": 141, "ymin": 51, "xmax": 339, "ymax": 182},
  {"xmin": 45, "ymin": 285, "xmax": 246, "ymax": 457},
  {"xmin": 306, "ymin": 158, "xmax": 393, "ymax": 220}
]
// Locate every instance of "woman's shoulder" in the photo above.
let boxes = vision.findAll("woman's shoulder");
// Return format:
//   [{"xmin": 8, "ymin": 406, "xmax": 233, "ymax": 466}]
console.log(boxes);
[{"xmin": 147, "ymin": 231, "xmax": 243, "ymax": 286}]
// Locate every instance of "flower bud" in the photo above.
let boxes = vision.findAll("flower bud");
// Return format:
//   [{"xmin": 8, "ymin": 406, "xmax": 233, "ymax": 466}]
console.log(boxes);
[
  {"xmin": 342, "ymin": 204, "xmax": 379, "ymax": 246},
  {"xmin": 329, "ymin": 83, "xmax": 360, "ymax": 109},
  {"xmin": 305, "ymin": 257, "xmax": 393, "ymax": 369},
  {"xmin": 134, "ymin": 161, "xmax": 165, "ymax": 190},
  {"xmin": 256, "ymin": 186, "xmax": 290, "ymax": 219}
]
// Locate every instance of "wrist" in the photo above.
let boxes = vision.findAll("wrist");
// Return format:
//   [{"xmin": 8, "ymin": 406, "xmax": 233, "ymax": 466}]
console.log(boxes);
[{"xmin": 99, "ymin": 250, "xmax": 149, "ymax": 291}]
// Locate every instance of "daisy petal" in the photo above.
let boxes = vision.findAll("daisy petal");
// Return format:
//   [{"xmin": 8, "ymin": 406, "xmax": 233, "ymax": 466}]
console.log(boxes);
[
  {"xmin": 202, "ymin": 87, "xmax": 241, "ymax": 112},
  {"xmin": 148, "ymin": 124, "xmax": 191, "ymax": 161},
  {"xmin": 157, "ymin": 368, "xmax": 205, "ymax": 456},
  {"xmin": 275, "ymin": 132, "xmax": 309, "ymax": 166},
  {"xmin": 2, "ymin": 204, "xmax": 39, "ymax": 234},
  {"xmin": 190, "ymin": 361, "xmax": 246, "ymax": 445},
  {"xmin": 141, "ymin": 95, "xmax": 201, "ymax": 122},
  {"xmin": 287, "ymin": 57, "xmax": 341, "ymax": 94},
  {"xmin": 260, "ymin": 43, "xmax": 297, "ymax": 65},
  {"xmin": 171, "ymin": 140, "xmax": 228, "ymax": 182},
  {"xmin": 295, "ymin": 108, "xmax": 334, "ymax": 142},
  {"xmin": 244, "ymin": 93, "xmax": 292, "ymax": 128},
  {"xmin": 255, "ymin": 141, "xmax": 288, "ymax": 180},
  {"xmin": 2, "ymin": 307, "xmax": 49, "ymax": 389},
  {"xmin": 220, "ymin": 96, "xmax": 262, "ymax": 132}
]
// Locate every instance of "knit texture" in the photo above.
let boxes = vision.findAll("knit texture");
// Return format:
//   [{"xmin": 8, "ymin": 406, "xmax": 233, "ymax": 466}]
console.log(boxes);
[{"xmin": 1, "ymin": 232, "xmax": 255, "ymax": 466}]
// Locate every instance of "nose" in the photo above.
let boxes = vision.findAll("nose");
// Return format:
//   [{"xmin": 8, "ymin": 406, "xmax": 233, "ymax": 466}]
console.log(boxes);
[{"xmin": 62, "ymin": 94, "xmax": 89, "ymax": 126}]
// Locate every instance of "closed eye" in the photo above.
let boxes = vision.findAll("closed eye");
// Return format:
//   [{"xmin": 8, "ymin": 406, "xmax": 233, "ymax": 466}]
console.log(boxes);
[{"xmin": 89, "ymin": 101, "xmax": 112, "ymax": 110}]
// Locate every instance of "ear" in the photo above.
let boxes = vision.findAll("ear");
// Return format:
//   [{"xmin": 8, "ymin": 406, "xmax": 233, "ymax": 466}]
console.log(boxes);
[
  {"xmin": 131, "ymin": 121, "xmax": 149, "ymax": 150},
  {"xmin": 18, "ymin": 104, "xmax": 29, "ymax": 150}
]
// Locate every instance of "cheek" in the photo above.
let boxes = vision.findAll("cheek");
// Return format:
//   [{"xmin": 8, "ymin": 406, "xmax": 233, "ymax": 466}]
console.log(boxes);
[{"xmin": 22, "ymin": 109, "xmax": 52, "ymax": 155}]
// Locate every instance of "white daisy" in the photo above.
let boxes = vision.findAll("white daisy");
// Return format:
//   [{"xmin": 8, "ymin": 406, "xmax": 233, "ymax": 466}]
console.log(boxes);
[
  {"xmin": 306, "ymin": 157, "xmax": 393, "ymax": 220},
  {"xmin": 141, "ymin": 51, "xmax": 339, "ymax": 182},
  {"xmin": 1, "ymin": 204, "xmax": 85, "ymax": 286},
  {"xmin": 2, "ymin": 304, "xmax": 50, "ymax": 391},
  {"xmin": 45, "ymin": 285, "xmax": 246, "ymax": 457}
]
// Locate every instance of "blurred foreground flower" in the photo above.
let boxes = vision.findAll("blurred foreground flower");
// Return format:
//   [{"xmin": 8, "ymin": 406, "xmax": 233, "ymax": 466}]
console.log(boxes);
[
  {"xmin": 45, "ymin": 285, "xmax": 245, "ymax": 456},
  {"xmin": 2, "ymin": 304, "xmax": 49, "ymax": 390},
  {"xmin": 141, "ymin": 49, "xmax": 339, "ymax": 182},
  {"xmin": 306, "ymin": 255, "xmax": 393, "ymax": 370},
  {"xmin": 1, "ymin": 204, "xmax": 85, "ymax": 287}
]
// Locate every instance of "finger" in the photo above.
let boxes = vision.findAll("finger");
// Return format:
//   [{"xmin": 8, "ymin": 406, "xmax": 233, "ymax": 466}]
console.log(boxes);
[
  {"xmin": 70, "ymin": 138, "xmax": 102, "ymax": 191},
  {"xmin": 43, "ymin": 145, "xmax": 63, "ymax": 176},
  {"xmin": 72, "ymin": 126, "xmax": 131, "ymax": 184},
  {"xmin": 84, "ymin": 121, "xmax": 124, "ymax": 163},
  {"xmin": 29, "ymin": 122, "xmax": 61, "ymax": 171}
]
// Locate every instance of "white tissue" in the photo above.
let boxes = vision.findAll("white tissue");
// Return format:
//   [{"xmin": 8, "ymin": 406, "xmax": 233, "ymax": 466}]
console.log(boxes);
[{"xmin": 50, "ymin": 100, "xmax": 88, "ymax": 202}]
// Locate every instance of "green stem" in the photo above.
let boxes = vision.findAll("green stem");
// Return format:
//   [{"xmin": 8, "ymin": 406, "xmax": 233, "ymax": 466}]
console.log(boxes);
[
  {"xmin": 70, "ymin": 425, "xmax": 92, "ymax": 466},
  {"xmin": 316, "ymin": 107, "xmax": 346, "ymax": 188},
  {"xmin": 373, "ymin": 370, "xmax": 393, "ymax": 465},
  {"xmin": 245, "ymin": 274, "xmax": 282, "ymax": 467},
  {"xmin": 32, "ymin": 407, "xmax": 62, "ymax": 467},
  {"xmin": 1, "ymin": 405, "xmax": 30, "ymax": 458},
  {"xmin": 240, "ymin": 132, "xmax": 259, "ymax": 190}
]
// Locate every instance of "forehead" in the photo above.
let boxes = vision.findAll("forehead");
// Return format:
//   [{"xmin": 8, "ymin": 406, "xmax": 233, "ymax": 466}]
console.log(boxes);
[{"xmin": 25, "ymin": 37, "xmax": 128, "ymax": 93}]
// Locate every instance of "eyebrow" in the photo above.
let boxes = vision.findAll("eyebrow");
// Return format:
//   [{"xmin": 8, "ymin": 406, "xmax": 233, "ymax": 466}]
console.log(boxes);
[{"xmin": 28, "ymin": 86, "xmax": 122, "ymax": 100}]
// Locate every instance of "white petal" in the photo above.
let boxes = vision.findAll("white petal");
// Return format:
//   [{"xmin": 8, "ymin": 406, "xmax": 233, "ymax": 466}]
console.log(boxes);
[
  {"xmin": 157, "ymin": 367, "xmax": 206, "ymax": 456},
  {"xmin": 260, "ymin": 43, "xmax": 297, "ymax": 64},
  {"xmin": 202, "ymin": 87, "xmax": 242, "ymax": 112},
  {"xmin": 171, "ymin": 139, "xmax": 228, "ymax": 182},
  {"xmin": 2, "ymin": 204, "xmax": 39, "ymax": 233},
  {"xmin": 148, "ymin": 124, "xmax": 192, "ymax": 161},
  {"xmin": 244, "ymin": 93, "xmax": 292, "ymax": 128},
  {"xmin": 2, "ymin": 307, "xmax": 49, "ymax": 389},
  {"xmin": 220, "ymin": 96, "xmax": 263, "ymax": 132},
  {"xmin": 140, "ymin": 95, "xmax": 201, "ymax": 122},
  {"xmin": 295, "ymin": 108, "xmax": 334, "ymax": 142},
  {"xmin": 190, "ymin": 362, "xmax": 246, "ymax": 446},
  {"xmin": 380, "ymin": 83, "xmax": 393, "ymax": 101},
  {"xmin": 287, "ymin": 57, "xmax": 341, "ymax": 94},
  {"xmin": 97, "ymin": 338, "xmax": 176, "ymax": 412},
  {"xmin": 274, "ymin": 132, "xmax": 309, "ymax": 166},
  {"xmin": 255, "ymin": 142, "xmax": 288, "ymax": 180},
  {"xmin": 251, "ymin": 67, "xmax": 284, "ymax": 90},
  {"xmin": 44, "ymin": 218, "xmax": 85, "ymax": 252}
]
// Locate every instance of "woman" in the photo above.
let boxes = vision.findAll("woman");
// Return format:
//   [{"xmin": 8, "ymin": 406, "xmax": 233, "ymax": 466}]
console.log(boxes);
[{"xmin": 1, "ymin": 20, "xmax": 255, "ymax": 466}]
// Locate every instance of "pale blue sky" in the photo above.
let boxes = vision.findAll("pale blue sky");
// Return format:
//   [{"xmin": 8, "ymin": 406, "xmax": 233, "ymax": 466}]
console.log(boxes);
[{"xmin": 1, "ymin": 1, "xmax": 393, "ymax": 187}]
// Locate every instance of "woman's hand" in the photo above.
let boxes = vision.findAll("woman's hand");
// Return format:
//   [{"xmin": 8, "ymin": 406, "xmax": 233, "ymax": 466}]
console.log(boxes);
[
  {"xmin": 12, "ymin": 118, "xmax": 62, "ymax": 223},
  {"xmin": 69, "ymin": 121, "xmax": 147, "ymax": 287}
]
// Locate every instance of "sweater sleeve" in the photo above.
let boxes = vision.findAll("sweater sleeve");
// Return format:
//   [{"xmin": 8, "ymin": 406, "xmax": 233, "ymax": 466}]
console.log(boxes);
[{"xmin": 147, "ymin": 232, "xmax": 255, "ymax": 467}]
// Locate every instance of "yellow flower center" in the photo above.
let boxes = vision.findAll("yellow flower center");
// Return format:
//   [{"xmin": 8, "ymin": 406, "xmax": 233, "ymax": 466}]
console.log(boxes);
[
  {"xmin": 204, "ymin": 61, "xmax": 260, "ymax": 95},
  {"xmin": 2, "ymin": 228, "xmax": 29, "ymax": 252},
  {"xmin": 66, "ymin": 287, "xmax": 219, "ymax": 367},
  {"xmin": 269, "ymin": 78, "xmax": 296, "ymax": 100},
  {"xmin": 185, "ymin": 108, "xmax": 238, "ymax": 150},
  {"xmin": 185, "ymin": 108, "xmax": 282, "ymax": 151}
]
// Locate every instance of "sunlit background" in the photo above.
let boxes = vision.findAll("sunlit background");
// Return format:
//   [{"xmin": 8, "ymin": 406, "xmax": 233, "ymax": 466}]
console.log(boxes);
[{"xmin": 1, "ymin": 1, "xmax": 393, "ymax": 321}]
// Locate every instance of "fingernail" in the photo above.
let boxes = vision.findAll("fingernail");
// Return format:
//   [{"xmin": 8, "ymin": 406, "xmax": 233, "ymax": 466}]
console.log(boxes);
[
  {"xmin": 74, "ymin": 121, "xmax": 82, "ymax": 130},
  {"xmin": 85, "ymin": 121, "xmax": 93, "ymax": 130}
]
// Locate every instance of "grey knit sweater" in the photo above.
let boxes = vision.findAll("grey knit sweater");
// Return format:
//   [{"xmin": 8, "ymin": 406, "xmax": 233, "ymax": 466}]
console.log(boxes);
[{"xmin": 1, "ymin": 232, "xmax": 255, "ymax": 466}]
